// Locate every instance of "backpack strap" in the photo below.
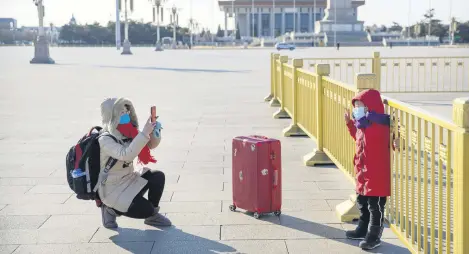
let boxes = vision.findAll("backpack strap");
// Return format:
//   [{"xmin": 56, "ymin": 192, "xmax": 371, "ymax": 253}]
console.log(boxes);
[{"xmin": 93, "ymin": 132, "xmax": 119, "ymax": 193}]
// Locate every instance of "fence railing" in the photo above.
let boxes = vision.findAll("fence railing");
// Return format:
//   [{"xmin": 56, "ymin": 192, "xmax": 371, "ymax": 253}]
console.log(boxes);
[
  {"xmin": 265, "ymin": 52, "xmax": 469, "ymax": 95},
  {"xmin": 265, "ymin": 52, "xmax": 469, "ymax": 253}
]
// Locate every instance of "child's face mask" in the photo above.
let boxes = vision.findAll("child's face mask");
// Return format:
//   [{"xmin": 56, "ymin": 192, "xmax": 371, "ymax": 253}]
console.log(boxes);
[
  {"xmin": 353, "ymin": 101, "xmax": 367, "ymax": 120},
  {"xmin": 353, "ymin": 107, "xmax": 366, "ymax": 120}
]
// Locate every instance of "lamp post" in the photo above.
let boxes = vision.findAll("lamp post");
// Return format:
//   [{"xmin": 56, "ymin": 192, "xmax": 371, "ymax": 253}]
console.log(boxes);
[
  {"xmin": 449, "ymin": 0, "xmax": 453, "ymax": 45},
  {"xmin": 119, "ymin": 0, "xmax": 134, "ymax": 55},
  {"xmin": 151, "ymin": 0, "xmax": 166, "ymax": 51},
  {"xmin": 313, "ymin": 0, "xmax": 316, "ymax": 46},
  {"xmin": 115, "ymin": 0, "xmax": 121, "ymax": 50},
  {"xmin": 272, "ymin": 0, "xmax": 275, "ymax": 39},
  {"xmin": 189, "ymin": 18, "xmax": 197, "ymax": 48},
  {"xmin": 169, "ymin": 5, "xmax": 181, "ymax": 49},
  {"xmin": 30, "ymin": 0, "xmax": 54, "ymax": 64},
  {"xmin": 251, "ymin": 0, "xmax": 255, "ymax": 38},
  {"xmin": 334, "ymin": 0, "xmax": 337, "ymax": 46},
  {"xmin": 428, "ymin": 0, "xmax": 432, "ymax": 46},
  {"xmin": 407, "ymin": 0, "xmax": 411, "ymax": 46}
]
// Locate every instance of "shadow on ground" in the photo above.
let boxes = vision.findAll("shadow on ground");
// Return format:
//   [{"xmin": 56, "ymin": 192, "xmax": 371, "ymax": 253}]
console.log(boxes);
[
  {"xmin": 97, "ymin": 65, "xmax": 251, "ymax": 73},
  {"xmin": 109, "ymin": 227, "xmax": 240, "ymax": 254},
  {"xmin": 279, "ymin": 215, "xmax": 410, "ymax": 253}
]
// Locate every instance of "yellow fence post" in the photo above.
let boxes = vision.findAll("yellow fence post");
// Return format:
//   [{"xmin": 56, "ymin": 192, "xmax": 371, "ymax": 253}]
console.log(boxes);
[
  {"xmin": 269, "ymin": 54, "xmax": 282, "ymax": 107},
  {"xmin": 264, "ymin": 53, "xmax": 277, "ymax": 102},
  {"xmin": 283, "ymin": 58, "xmax": 307, "ymax": 137},
  {"xmin": 453, "ymin": 97, "xmax": 469, "ymax": 254},
  {"xmin": 303, "ymin": 64, "xmax": 333, "ymax": 166},
  {"xmin": 372, "ymin": 52, "xmax": 381, "ymax": 90},
  {"xmin": 273, "ymin": 55, "xmax": 290, "ymax": 118},
  {"xmin": 335, "ymin": 73, "xmax": 378, "ymax": 222}
]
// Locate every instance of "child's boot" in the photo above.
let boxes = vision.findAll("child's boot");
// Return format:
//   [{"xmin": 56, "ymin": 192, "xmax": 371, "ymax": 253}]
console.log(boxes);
[
  {"xmin": 359, "ymin": 225, "xmax": 383, "ymax": 250},
  {"xmin": 345, "ymin": 220, "xmax": 368, "ymax": 240}
]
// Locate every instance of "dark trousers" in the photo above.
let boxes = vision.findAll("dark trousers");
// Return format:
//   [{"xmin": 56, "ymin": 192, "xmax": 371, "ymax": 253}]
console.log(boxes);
[
  {"xmin": 114, "ymin": 170, "xmax": 166, "ymax": 219},
  {"xmin": 357, "ymin": 194, "xmax": 387, "ymax": 227}
]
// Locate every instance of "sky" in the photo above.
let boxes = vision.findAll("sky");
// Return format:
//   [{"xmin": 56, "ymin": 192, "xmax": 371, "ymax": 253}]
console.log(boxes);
[{"xmin": 0, "ymin": 0, "xmax": 468, "ymax": 32}]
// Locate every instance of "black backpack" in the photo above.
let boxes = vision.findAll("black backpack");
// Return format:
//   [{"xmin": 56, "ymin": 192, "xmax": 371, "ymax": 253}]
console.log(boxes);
[{"xmin": 65, "ymin": 126, "xmax": 117, "ymax": 205}]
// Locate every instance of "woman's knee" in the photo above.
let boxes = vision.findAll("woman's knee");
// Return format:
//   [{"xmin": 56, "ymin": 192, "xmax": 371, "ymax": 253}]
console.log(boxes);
[{"xmin": 149, "ymin": 170, "xmax": 165, "ymax": 183}]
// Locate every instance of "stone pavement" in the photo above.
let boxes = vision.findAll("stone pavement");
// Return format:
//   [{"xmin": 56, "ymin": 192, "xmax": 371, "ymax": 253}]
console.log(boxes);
[{"xmin": 0, "ymin": 47, "xmax": 409, "ymax": 253}]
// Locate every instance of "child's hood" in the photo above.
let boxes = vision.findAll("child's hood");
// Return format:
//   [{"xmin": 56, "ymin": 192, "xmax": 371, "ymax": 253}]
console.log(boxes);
[{"xmin": 351, "ymin": 89, "xmax": 384, "ymax": 114}]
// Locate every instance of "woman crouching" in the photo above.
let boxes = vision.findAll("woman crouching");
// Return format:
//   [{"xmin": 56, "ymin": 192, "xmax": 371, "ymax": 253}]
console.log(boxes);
[{"xmin": 97, "ymin": 97, "xmax": 171, "ymax": 228}]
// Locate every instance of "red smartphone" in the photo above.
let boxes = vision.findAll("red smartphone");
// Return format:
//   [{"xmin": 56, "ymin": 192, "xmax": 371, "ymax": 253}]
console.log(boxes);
[{"xmin": 151, "ymin": 106, "xmax": 156, "ymax": 123}]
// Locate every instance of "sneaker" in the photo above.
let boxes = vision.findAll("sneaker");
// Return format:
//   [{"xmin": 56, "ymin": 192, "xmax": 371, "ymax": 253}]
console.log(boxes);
[
  {"xmin": 144, "ymin": 207, "xmax": 172, "ymax": 227},
  {"xmin": 345, "ymin": 220, "xmax": 369, "ymax": 240},
  {"xmin": 101, "ymin": 204, "xmax": 118, "ymax": 229},
  {"xmin": 359, "ymin": 225, "xmax": 383, "ymax": 250}
]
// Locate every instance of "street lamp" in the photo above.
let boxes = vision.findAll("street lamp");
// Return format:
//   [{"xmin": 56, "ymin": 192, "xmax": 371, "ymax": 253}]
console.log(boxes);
[
  {"xmin": 168, "ymin": 5, "xmax": 181, "ymax": 49},
  {"xmin": 189, "ymin": 18, "xmax": 196, "ymax": 48},
  {"xmin": 407, "ymin": 0, "xmax": 411, "ymax": 46},
  {"xmin": 115, "ymin": 0, "xmax": 121, "ymax": 50},
  {"xmin": 118, "ymin": 0, "xmax": 134, "ymax": 55},
  {"xmin": 30, "ymin": 0, "xmax": 54, "ymax": 64},
  {"xmin": 151, "ymin": 0, "xmax": 166, "ymax": 51},
  {"xmin": 313, "ymin": 0, "xmax": 316, "ymax": 46}
]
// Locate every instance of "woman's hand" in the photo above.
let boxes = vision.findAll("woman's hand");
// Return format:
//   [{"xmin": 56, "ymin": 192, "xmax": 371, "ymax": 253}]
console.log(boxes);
[{"xmin": 142, "ymin": 117, "xmax": 157, "ymax": 137}]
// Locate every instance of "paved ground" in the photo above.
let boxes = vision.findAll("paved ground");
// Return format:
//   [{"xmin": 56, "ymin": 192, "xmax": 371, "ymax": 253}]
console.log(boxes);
[{"xmin": 0, "ymin": 46, "xmax": 458, "ymax": 254}]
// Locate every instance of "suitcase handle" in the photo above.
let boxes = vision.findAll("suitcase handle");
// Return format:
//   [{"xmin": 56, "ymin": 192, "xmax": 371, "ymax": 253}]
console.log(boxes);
[
  {"xmin": 250, "ymin": 135, "xmax": 269, "ymax": 140},
  {"xmin": 273, "ymin": 169, "xmax": 278, "ymax": 188}
]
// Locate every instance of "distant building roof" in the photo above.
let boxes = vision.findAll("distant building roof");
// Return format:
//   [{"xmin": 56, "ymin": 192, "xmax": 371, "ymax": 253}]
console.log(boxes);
[{"xmin": 0, "ymin": 18, "xmax": 17, "ymax": 29}]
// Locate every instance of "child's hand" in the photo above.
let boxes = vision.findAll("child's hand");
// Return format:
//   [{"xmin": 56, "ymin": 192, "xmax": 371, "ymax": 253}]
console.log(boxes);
[
  {"xmin": 393, "ymin": 139, "xmax": 400, "ymax": 151},
  {"xmin": 344, "ymin": 109, "xmax": 351, "ymax": 123}
]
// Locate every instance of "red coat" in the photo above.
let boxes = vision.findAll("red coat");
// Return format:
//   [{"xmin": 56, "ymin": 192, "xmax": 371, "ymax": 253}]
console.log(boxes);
[{"xmin": 346, "ymin": 89, "xmax": 391, "ymax": 197}]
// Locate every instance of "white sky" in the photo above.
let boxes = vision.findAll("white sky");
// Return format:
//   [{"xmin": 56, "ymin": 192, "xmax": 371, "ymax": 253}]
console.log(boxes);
[{"xmin": 0, "ymin": 0, "xmax": 467, "ymax": 32}]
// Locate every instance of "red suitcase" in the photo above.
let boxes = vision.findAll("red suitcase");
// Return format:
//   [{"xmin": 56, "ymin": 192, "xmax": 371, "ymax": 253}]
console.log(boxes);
[{"xmin": 229, "ymin": 135, "xmax": 282, "ymax": 219}]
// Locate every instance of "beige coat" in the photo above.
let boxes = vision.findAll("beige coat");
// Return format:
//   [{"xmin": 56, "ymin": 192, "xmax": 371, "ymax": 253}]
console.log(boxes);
[{"xmin": 97, "ymin": 97, "xmax": 161, "ymax": 212}]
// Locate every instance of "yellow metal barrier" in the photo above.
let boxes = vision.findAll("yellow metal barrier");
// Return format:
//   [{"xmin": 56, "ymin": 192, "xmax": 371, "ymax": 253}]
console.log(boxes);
[
  {"xmin": 267, "ymin": 57, "xmax": 469, "ymax": 253},
  {"xmin": 382, "ymin": 97, "xmax": 469, "ymax": 253},
  {"xmin": 304, "ymin": 56, "xmax": 373, "ymax": 85},
  {"xmin": 281, "ymin": 64, "xmax": 295, "ymax": 118},
  {"xmin": 265, "ymin": 53, "xmax": 279, "ymax": 102},
  {"xmin": 283, "ymin": 52, "xmax": 469, "ymax": 93},
  {"xmin": 273, "ymin": 56, "xmax": 290, "ymax": 118},
  {"xmin": 379, "ymin": 56, "xmax": 469, "ymax": 92},
  {"xmin": 269, "ymin": 55, "xmax": 285, "ymax": 107}
]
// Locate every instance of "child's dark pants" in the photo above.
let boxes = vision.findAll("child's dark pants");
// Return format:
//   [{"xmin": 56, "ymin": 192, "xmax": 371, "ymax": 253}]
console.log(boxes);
[{"xmin": 357, "ymin": 194, "xmax": 387, "ymax": 228}]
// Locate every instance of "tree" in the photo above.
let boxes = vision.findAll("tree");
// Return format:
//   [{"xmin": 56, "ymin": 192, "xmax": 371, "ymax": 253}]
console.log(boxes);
[
  {"xmin": 456, "ymin": 21, "xmax": 469, "ymax": 42},
  {"xmin": 235, "ymin": 23, "xmax": 241, "ymax": 40},
  {"xmin": 57, "ymin": 19, "xmax": 187, "ymax": 45},
  {"xmin": 388, "ymin": 22, "xmax": 403, "ymax": 32},
  {"xmin": 216, "ymin": 25, "xmax": 223, "ymax": 37}
]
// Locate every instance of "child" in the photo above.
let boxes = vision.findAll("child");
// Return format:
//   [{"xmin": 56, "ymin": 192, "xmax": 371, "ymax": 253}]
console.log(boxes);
[{"xmin": 344, "ymin": 89, "xmax": 391, "ymax": 250}]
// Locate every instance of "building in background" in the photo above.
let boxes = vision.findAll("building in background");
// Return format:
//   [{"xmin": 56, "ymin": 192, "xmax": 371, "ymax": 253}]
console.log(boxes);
[
  {"xmin": 0, "ymin": 18, "xmax": 17, "ymax": 29},
  {"xmin": 218, "ymin": 0, "xmax": 364, "ymax": 38}
]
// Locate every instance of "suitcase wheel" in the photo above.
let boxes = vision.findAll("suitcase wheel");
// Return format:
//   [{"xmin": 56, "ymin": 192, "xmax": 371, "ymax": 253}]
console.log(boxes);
[
  {"xmin": 274, "ymin": 211, "xmax": 281, "ymax": 216},
  {"xmin": 229, "ymin": 205, "xmax": 236, "ymax": 212},
  {"xmin": 254, "ymin": 212, "xmax": 261, "ymax": 219}
]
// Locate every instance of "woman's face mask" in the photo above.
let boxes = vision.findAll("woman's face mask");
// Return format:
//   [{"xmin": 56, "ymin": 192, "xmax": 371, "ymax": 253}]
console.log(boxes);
[
  {"xmin": 119, "ymin": 105, "xmax": 131, "ymax": 124},
  {"xmin": 119, "ymin": 113, "xmax": 131, "ymax": 124}
]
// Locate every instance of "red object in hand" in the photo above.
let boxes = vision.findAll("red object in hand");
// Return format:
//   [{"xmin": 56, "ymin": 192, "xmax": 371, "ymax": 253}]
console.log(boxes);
[{"xmin": 151, "ymin": 106, "xmax": 156, "ymax": 123}]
